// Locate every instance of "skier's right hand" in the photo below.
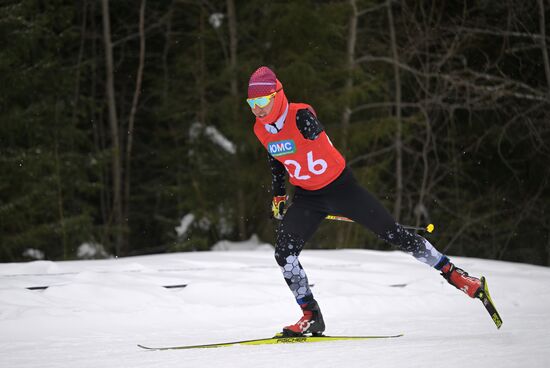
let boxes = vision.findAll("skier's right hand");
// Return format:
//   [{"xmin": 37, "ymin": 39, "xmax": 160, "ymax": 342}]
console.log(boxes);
[{"xmin": 271, "ymin": 195, "xmax": 288, "ymax": 220}]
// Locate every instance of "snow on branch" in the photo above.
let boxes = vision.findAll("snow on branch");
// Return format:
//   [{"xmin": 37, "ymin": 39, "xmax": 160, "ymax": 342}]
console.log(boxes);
[
  {"xmin": 175, "ymin": 213, "xmax": 195, "ymax": 238},
  {"xmin": 189, "ymin": 122, "xmax": 237, "ymax": 154}
]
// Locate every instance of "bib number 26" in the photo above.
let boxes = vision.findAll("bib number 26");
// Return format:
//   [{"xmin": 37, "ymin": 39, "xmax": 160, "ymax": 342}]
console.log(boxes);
[{"xmin": 284, "ymin": 151, "xmax": 328, "ymax": 180}]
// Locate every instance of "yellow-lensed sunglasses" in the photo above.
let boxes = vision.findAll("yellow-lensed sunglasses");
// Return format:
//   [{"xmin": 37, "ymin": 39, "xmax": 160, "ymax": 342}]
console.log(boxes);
[{"xmin": 246, "ymin": 91, "xmax": 277, "ymax": 109}]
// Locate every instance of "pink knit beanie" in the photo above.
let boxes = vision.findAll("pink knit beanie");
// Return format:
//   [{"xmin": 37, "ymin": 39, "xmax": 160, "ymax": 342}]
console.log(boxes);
[{"xmin": 248, "ymin": 66, "xmax": 280, "ymax": 98}]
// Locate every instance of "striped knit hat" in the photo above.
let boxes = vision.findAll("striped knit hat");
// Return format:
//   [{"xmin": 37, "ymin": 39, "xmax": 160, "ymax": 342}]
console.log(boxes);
[{"xmin": 248, "ymin": 66, "xmax": 279, "ymax": 98}]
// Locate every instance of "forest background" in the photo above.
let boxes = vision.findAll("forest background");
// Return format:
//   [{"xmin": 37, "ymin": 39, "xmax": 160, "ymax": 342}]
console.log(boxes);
[{"xmin": 1, "ymin": 0, "xmax": 549, "ymax": 265}]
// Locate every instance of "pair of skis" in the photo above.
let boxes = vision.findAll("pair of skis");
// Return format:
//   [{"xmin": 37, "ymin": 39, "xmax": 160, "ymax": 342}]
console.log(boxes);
[{"xmin": 138, "ymin": 277, "xmax": 502, "ymax": 351}]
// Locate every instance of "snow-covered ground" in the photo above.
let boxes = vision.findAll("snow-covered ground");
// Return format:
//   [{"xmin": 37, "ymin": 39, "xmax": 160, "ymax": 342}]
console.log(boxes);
[{"xmin": 1, "ymin": 245, "xmax": 549, "ymax": 368}]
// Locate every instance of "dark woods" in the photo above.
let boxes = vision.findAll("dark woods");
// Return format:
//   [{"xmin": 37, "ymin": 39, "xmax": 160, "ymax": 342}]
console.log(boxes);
[{"xmin": 1, "ymin": 0, "xmax": 549, "ymax": 265}]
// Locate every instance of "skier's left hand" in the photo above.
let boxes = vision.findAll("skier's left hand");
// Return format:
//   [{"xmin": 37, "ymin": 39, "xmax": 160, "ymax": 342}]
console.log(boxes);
[{"xmin": 271, "ymin": 195, "xmax": 288, "ymax": 220}]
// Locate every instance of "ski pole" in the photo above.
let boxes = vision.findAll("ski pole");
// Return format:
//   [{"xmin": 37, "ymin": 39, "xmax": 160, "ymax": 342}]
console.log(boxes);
[
  {"xmin": 325, "ymin": 215, "xmax": 354, "ymax": 222},
  {"xmin": 325, "ymin": 215, "xmax": 435, "ymax": 233},
  {"xmin": 403, "ymin": 223, "xmax": 435, "ymax": 233}
]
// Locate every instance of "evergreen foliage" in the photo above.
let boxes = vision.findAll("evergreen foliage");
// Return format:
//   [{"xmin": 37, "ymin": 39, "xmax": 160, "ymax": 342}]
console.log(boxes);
[{"xmin": 0, "ymin": 0, "xmax": 548, "ymax": 265}]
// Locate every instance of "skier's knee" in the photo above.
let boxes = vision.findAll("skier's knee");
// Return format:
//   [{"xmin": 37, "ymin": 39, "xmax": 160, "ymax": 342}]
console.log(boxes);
[
  {"xmin": 274, "ymin": 249, "xmax": 286, "ymax": 267},
  {"xmin": 380, "ymin": 223, "xmax": 409, "ymax": 247},
  {"xmin": 274, "ymin": 231, "xmax": 305, "ymax": 267}
]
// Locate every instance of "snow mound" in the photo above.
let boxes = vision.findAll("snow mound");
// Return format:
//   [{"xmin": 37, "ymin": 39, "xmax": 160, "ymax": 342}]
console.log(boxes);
[{"xmin": 211, "ymin": 234, "xmax": 274, "ymax": 251}]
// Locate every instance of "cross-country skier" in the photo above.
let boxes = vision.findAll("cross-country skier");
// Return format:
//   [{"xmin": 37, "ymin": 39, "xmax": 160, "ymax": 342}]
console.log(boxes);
[{"xmin": 248, "ymin": 66, "xmax": 484, "ymax": 337}]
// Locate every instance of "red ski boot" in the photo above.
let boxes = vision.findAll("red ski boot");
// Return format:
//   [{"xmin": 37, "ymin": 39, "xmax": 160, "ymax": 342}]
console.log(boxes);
[
  {"xmin": 282, "ymin": 299, "xmax": 325, "ymax": 337},
  {"xmin": 441, "ymin": 263, "xmax": 482, "ymax": 298}
]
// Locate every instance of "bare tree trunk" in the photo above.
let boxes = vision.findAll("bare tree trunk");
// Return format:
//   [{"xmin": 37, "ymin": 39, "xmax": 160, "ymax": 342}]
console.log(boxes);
[
  {"xmin": 198, "ymin": 5, "xmax": 207, "ymax": 124},
  {"xmin": 162, "ymin": 1, "xmax": 174, "ymax": 102},
  {"xmin": 72, "ymin": 0, "xmax": 87, "ymax": 126},
  {"xmin": 387, "ymin": 0, "xmax": 403, "ymax": 222},
  {"xmin": 415, "ymin": 107, "xmax": 431, "ymax": 227},
  {"xmin": 54, "ymin": 102, "xmax": 68, "ymax": 259},
  {"xmin": 101, "ymin": 0, "xmax": 123, "ymax": 255},
  {"xmin": 337, "ymin": 0, "xmax": 358, "ymax": 247},
  {"xmin": 227, "ymin": 0, "xmax": 238, "ymax": 98},
  {"xmin": 89, "ymin": 0, "xmax": 109, "ymax": 245},
  {"xmin": 538, "ymin": 0, "xmax": 550, "ymax": 93},
  {"xmin": 340, "ymin": 0, "xmax": 358, "ymax": 155},
  {"xmin": 226, "ymin": 0, "xmax": 247, "ymax": 240},
  {"xmin": 124, "ymin": 0, "xmax": 146, "ymax": 254},
  {"xmin": 60, "ymin": 0, "xmax": 88, "ymax": 259}
]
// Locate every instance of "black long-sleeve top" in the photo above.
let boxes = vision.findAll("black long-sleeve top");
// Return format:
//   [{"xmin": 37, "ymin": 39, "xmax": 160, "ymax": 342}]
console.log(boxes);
[{"xmin": 267, "ymin": 108, "xmax": 324, "ymax": 196}]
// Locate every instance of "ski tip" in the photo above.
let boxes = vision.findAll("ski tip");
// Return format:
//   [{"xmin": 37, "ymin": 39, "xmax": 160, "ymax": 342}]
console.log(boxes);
[{"xmin": 478, "ymin": 276, "xmax": 503, "ymax": 330}]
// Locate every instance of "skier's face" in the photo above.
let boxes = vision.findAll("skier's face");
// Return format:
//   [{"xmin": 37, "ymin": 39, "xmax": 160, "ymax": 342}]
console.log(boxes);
[
  {"xmin": 251, "ymin": 98, "xmax": 274, "ymax": 118},
  {"xmin": 252, "ymin": 99, "xmax": 273, "ymax": 118}
]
